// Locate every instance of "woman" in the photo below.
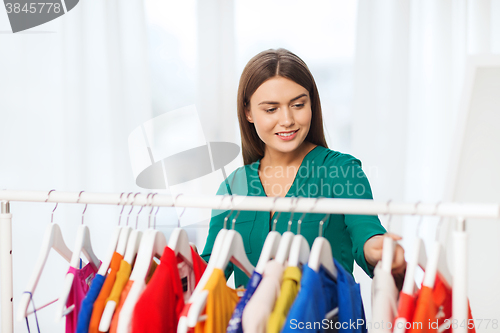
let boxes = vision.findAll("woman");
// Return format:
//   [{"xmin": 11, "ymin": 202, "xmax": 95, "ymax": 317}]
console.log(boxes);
[{"xmin": 201, "ymin": 48, "xmax": 405, "ymax": 289}]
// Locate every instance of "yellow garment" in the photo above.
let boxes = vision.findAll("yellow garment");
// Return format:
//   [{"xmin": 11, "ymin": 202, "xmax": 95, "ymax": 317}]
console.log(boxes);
[
  {"xmin": 194, "ymin": 268, "xmax": 240, "ymax": 333},
  {"xmin": 105, "ymin": 260, "xmax": 132, "ymax": 305},
  {"xmin": 267, "ymin": 266, "xmax": 302, "ymax": 333},
  {"xmin": 145, "ymin": 259, "xmax": 159, "ymax": 284}
]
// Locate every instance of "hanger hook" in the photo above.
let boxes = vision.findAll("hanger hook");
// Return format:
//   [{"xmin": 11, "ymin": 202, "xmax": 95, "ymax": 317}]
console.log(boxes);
[
  {"xmin": 136, "ymin": 193, "xmax": 151, "ymax": 229},
  {"xmin": 174, "ymin": 193, "xmax": 187, "ymax": 228},
  {"xmin": 287, "ymin": 196, "xmax": 299, "ymax": 232},
  {"xmin": 385, "ymin": 199, "xmax": 393, "ymax": 232},
  {"xmin": 119, "ymin": 192, "xmax": 132, "ymax": 226},
  {"xmin": 434, "ymin": 201, "xmax": 444, "ymax": 241},
  {"xmin": 117, "ymin": 192, "xmax": 125, "ymax": 225},
  {"xmin": 154, "ymin": 205, "xmax": 160, "ymax": 230},
  {"xmin": 46, "ymin": 189, "xmax": 58, "ymax": 223},
  {"xmin": 231, "ymin": 206, "xmax": 241, "ymax": 231},
  {"xmin": 148, "ymin": 193, "xmax": 158, "ymax": 229},
  {"xmin": 223, "ymin": 195, "xmax": 235, "ymax": 230},
  {"xmin": 413, "ymin": 201, "xmax": 424, "ymax": 237},
  {"xmin": 77, "ymin": 191, "xmax": 87, "ymax": 225},
  {"xmin": 127, "ymin": 192, "xmax": 141, "ymax": 227},
  {"xmin": 271, "ymin": 196, "xmax": 282, "ymax": 232},
  {"xmin": 309, "ymin": 197, "xmax": 329, "ymax": 237}
]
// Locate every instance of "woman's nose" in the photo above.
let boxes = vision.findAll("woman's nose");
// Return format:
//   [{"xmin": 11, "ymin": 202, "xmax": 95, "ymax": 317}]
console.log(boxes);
[{"xmin": 279, "ymin": 107, "xmax": 295, "ymax": 127}]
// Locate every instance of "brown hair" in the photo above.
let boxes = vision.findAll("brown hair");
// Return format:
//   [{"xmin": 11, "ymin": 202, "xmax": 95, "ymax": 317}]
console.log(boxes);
[{"xmin": 237, "ymin": 48, "xmax": 328, "ymax": 165}]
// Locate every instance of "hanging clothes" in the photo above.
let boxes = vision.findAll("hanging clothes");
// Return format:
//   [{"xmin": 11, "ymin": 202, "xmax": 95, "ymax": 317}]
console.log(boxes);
[
  {"xmin": 201, "ymin": 145, "xmax": 388, "ymax": 288},
  {"xmin": 242, "ymin": 260, "xmax": 284, "ymax": 333},
  {"xmin": 131, "ymin": 246, "xmax": 207, "ymax": 333},
  {"xmin": 226, "ymin": 269, "xmax": 263, "ymax": 333},
  {"xmin": 267, "ymin": 266, "xmax": 302, "ymax": 333},
  {"xmin": 282, "ymin": 260, "xmax": 367, "ymax": 333},
  {"xmin": 393, "ymin": 288, "xmax": 420, "ymax": 333},
  {"xmin": 89, "ymin": 252, "xmax": 123, "ymax": 333},
  {"xmin": 76, "ymin": 274, "xmax": 105, "ymax": 333},
  {"xmin": 190, "ymin": 268, "xmax": 240, "ymax": 333},
  {"xmin": 408, "ymin": 275, "xmax": 476, "ymax": 333},
  {"xmin": 65, "ymin": 261, "xmax": 100, "ymax": 333},
  {"xmin": 371, "ymin": 262, "xmax": 399, "ymax": 333},
  {"xmin": 109, "ymin": 280, "xmax": 134, "ymax": 333}
]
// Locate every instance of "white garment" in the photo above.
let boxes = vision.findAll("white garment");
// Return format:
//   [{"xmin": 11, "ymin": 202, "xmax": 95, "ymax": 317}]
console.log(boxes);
[
  {"xmin": 371, "ymin": 262, "xmax": 399, "ymax": 333},
  {"xmin": 242, "ymin": 260, "xmax": 284, "ymax": 333}
]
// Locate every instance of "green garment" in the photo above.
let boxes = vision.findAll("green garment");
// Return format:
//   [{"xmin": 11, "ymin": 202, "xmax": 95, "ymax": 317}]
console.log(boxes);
[{"xmin": 201, "ymin": 144, "xmax": 387, "ymax": 288}]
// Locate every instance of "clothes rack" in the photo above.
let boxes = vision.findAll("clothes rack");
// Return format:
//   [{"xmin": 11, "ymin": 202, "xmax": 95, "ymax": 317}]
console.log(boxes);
[{"xmin": 1, "ymin": 189, "xmax": 498, "ymax": 333}]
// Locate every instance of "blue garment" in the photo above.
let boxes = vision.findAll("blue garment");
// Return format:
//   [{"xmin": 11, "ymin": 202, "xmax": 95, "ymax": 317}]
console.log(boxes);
[
  {"xmin": 282, "ymin": 261, "xmax": 367, "ymax": 333},
  {"xmin": 76, "ymin": 273, "xmax": 105, "ymax": 333},
  {"xmin": 227, "ymin": 270, "xmax": 263, "ymax": 333}
]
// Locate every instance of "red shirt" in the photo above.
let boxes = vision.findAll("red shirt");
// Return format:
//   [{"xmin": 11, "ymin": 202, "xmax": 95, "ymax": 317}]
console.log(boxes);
[{"xmin": 131, "ymin": 246, "xmax": 206, "ymax": 333}]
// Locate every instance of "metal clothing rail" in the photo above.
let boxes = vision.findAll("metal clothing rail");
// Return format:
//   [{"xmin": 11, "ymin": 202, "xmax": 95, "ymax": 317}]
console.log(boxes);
[{"xmin": 1, "ymin": 189, "xmax": 498, "ymax": 333}]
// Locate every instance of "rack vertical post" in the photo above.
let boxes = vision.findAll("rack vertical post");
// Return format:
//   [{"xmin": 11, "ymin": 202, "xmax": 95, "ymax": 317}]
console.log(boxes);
[{"xmin": 0, "ymin": 201, "xmax": 13, "ymax": 333}]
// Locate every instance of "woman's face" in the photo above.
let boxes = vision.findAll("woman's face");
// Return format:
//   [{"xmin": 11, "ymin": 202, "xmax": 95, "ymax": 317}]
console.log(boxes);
[{"xmin": 246, "ymin": 76, "xmax": 312, "ymax": 155}]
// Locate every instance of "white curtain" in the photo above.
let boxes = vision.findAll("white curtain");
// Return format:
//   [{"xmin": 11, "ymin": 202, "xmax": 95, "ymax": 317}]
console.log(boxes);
[
  {"xmin": 352, "ymin": 0, "xmax": 500, "ymax": 325},
  {"xmin": 0, "ymin": 1, "xmax": 152, "ymax": 331}
]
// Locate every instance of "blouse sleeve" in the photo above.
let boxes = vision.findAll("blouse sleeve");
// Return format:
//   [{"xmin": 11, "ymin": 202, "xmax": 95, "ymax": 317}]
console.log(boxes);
[
  {"xmin": 334, "ymin": 157, "xmax": 387, "ymax": 278},
  {"xmin": 200, "ymin": 178, "xmax": 234, "ymax": 280}
]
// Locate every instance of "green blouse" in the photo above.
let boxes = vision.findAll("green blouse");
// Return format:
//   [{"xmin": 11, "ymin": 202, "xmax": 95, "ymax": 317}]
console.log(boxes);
[{"xmin": 200, "ymin": 145, "xmax": 387, "ymax": 287}]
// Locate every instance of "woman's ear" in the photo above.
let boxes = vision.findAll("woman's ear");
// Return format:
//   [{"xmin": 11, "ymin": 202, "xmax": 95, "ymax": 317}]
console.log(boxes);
[{"xmin": 245, "ymin": 108, "xmax": 253, "ymax": 123}]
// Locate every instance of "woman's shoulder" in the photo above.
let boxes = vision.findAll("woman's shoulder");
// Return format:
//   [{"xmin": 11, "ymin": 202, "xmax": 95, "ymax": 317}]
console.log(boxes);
[{"xmin": 314, "ymin": 145, "xmax": 363, "ymax": 168}]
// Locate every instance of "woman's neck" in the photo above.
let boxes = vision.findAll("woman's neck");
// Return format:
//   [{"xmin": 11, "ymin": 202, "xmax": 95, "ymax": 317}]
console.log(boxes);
[{"xmin": 260, "ymin": 141, "xmax": 317, "ymax": 168}]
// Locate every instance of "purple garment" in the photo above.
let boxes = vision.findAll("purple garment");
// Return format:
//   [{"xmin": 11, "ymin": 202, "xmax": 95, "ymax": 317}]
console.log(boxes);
[{"xmin": 65, "ymin": 261, "xmax": 100, "ymax": 333}]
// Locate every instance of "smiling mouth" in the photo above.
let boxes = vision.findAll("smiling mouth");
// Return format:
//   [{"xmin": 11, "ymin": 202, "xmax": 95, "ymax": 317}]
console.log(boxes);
[{"xmin": 276, "ymin": 129, "xmax": 299, "ymax": 137}]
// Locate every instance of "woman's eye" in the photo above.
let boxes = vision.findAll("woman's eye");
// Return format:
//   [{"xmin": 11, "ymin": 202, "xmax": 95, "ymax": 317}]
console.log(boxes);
[
  {"xmin": 292, "ymin": 103, "xmax": 304, "ymax": 108},
  {"xmin": 266, "ymin": 108, "xmax": 277, "ymax": 113}
]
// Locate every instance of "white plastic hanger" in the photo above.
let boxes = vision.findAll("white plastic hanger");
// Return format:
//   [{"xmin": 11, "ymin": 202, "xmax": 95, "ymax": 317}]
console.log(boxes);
[
  {"xmin": 380, "ymin": 200, "xmax": 397, "ymax": 274},
  {"xmin": 184, "ymin": 195, "xmax": 256, "ymax": 329},
  {"xmin": 99, "ymin": 193, "xmax": 143, "ymax": 332},
  {"xmin": 287, "ymin": 198, "xmax": 311, "ymax": 268},
  {"xmin": 401, "ymin": 202, "xmax": 428, "ymax": 295},
  {"xmin": 168, "ymin": 194, "xmax": 194, "ymax": 267},
  {"xmin": 308, "ymin": 212, "xmax": 337, "ymax": 280},
  {"xmin": 255, "ymin": 197, "xmax": 282, "ymax": 274},
  {"xmin": 95, "ymin": 192, "xmax": 131, "ymax": 277},
  {"xmin": 117, "ymin": 193, "xmax": 169, "ymax": 333},
  {"xmin": 422, "ymin": 205, "xmax": 452, "ymax": 289},
  {"xmin": 17, "ymin": 190, "xmax": 74, "ymax": 322},
  {"xmin": 394, "ymin": 204, "xmax": 429, "ymax": 333},
  {"xmin": 274, "ymin": 197, "xmax": 300, "ymax": 265},
  {"xmin": 55, "ymin": 191, "xmax": 102, "ymax": 321}
]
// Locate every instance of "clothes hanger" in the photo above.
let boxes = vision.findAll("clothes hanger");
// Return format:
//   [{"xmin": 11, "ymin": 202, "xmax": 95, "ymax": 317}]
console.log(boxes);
[
  {"xmin": 115, "ymin": 192, "xmax": 134, "ymax": 256},
  {"xmin": 184, "ymin": 195, "xmax": 254, "ymax": 329},
  {"xmin": 380, "ymin": 200, "xmax": 397, "ymax": 274},
  {"xmin": 17, "ymin": 190, "xmax": 74, "ymax": 322},
  {"xmin": 274, "ymin": 196, "xmax": 298, "ymax": 265},
  {"xmin": 99, "ymin": 192, "xmax": 143, "ymax": 332},
  {"xmin": 401, "ymin": 201, "xmax": 428, "ymax": 295},
  {"xmin": 214, "ymin": 195, "xmax": 255, "ymax": 276},
  {"xmin": 287, "ymin": 198, "xmax": 311, "ymax": 268},
  {"xmin": 168, "ymin": 193, "xmax": 194, "ymax": 267},
  {"xmin": 308, "ymin": 198, "xmax": 338, "ymax": 279},
  {"xmin": 422, "ymin": 202, "xmax": 453, "ymax": 289},
  {"xmin": 95, "ymin": 192, "xmax": 127, "ymax": 277},
  {"xmin": 117, "ymin": 193, "xmax": 166, "ymax": 333},
  {"xmin": 55, "ymin": 191, "xmax": 102, "ymax": 321},
  {"xmin": 394, "ymin": 201, "xmax": 429, "ymax": 333},
  {"xmin": 254, "ymin": 196, "xmax": 282, "ymax": 274}
]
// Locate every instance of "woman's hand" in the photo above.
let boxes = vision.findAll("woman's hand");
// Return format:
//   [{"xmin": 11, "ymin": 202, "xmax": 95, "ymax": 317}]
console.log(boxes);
[{"xmin": 364, "ymin": 233, "xmax": 406, "ymax": 290}]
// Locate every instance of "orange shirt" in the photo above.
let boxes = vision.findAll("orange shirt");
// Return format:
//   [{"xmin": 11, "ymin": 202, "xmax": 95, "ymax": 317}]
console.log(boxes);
[
  {"xmin": 408, "ymin": 275, "xmax": 475, "ymax": 333},
  {"xmin": 89, "ymin": 252, "xmax": 123, "ymax": 333},
  {"xmin": 109, "ymin": 280, "xmax": 133, "ymax": 333}
]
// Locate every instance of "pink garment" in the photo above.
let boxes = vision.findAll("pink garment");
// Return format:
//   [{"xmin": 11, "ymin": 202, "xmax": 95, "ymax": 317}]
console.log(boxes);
[
  {"xmin": 242, "ymin": 260, "xmax": 284, "ymax": 333},
  {"xmin": 66, "ymin": 261, "xmax": 100, "ymax": 333}
]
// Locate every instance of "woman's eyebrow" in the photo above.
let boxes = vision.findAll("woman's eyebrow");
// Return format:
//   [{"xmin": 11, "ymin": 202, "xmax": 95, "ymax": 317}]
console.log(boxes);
[{"xmin": 258, "ymin": 93, "xmax": 308, "ymax": 105}]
